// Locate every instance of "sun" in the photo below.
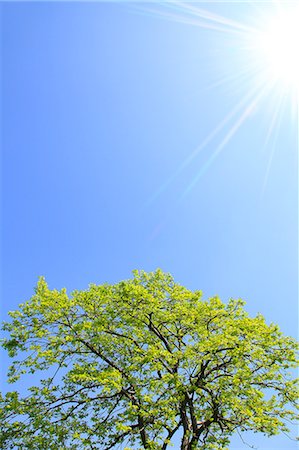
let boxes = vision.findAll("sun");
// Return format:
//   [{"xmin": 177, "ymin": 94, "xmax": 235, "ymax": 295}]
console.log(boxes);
[
  {"xmin": 135, "ymin": 1, "xmax": 299, "ymax": 205},
  {"xmin": 253, "ymin": 6, "xmax": 299, "ymax": 94}
]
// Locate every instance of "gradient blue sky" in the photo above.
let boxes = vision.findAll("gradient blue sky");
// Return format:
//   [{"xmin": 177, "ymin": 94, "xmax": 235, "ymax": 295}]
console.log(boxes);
[{"xmin": 1, "ymin": 2, "xmax": 298, "ymax": 449}]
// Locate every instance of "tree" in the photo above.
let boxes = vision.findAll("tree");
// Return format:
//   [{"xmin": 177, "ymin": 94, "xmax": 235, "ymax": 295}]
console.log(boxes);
[{"xmin": 0, "ymin": 270, "xmax": 298, "ymax": 450}]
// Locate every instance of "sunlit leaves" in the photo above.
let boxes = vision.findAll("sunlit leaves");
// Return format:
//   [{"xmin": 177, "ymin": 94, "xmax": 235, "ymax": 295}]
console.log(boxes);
[{"xmin": 0, "ymin": 269, "xmax": 298, "ymax": 449}]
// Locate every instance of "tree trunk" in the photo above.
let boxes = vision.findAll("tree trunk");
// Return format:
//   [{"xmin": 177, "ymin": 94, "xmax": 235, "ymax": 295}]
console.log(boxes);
[{"xmin": 181, "ymin": 433, "xmax": 190, "ymax": 450}]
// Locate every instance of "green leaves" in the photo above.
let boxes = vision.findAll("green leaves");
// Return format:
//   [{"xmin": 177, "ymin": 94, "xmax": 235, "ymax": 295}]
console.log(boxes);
[{"xmin": 1, "ymin": 269, "xmax": 298, "ymax": 449}]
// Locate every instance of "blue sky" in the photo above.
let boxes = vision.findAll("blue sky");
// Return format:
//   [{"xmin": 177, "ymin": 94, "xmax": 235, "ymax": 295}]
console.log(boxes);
[{"xmin": 1, "ymin": 2, "xmax": 298, "ymax": 449}]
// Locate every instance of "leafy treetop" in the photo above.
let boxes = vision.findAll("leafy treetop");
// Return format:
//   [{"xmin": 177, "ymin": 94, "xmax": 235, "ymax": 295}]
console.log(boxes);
[{"xmin": 0, "ymin": 269, "xmax": 298, "ymax": 449}]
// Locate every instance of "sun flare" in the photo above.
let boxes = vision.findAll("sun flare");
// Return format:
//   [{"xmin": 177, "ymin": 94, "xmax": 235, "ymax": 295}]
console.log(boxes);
[
  {"xmin": 136, "ymin": 1, "xmax": 299, "ymax": 206},
  {"xmin": 254, "ymin": 6, "xmax": 299, "ymax": 93}
]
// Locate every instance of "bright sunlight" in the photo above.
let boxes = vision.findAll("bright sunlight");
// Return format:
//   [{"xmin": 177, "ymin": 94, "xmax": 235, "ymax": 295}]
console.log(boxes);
[
  {"xmin": 137, "ymin": 1, "xmax": 299, "ymax": 203},
  {"xmin": 254, "ymin": 6, "xmax": 299, "ymax": 93}
]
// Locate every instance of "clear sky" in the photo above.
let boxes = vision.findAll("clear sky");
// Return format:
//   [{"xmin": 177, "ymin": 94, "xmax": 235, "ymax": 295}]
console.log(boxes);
[{"xmin": 1, "ymin": 2, "xmax": 298, "ymax": 449}]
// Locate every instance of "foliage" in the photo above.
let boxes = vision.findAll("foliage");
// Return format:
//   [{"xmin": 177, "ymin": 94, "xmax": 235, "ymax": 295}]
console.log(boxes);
[{"xmin": 1, "ymin": 269, "xmax": 298, "ymax": 449}]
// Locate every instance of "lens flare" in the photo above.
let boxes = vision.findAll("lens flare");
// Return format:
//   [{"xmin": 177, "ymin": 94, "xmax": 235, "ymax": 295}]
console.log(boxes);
[
  {"xmin": 254, "ymin": 7, "xmax": 299, "ymax": 93},
  {"xmin": 133, "ymin": 1, "xmax": 299, "ymax": 218}
]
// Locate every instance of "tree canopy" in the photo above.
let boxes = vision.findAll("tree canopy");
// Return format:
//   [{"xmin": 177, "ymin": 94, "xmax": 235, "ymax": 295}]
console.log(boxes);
[{"xmin": 1, "ymin": 269, "xmax": 298, "ymax": 449}]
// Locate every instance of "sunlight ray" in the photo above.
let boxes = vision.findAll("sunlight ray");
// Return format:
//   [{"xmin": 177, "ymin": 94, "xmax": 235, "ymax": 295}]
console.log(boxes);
[
  {"xmin": 132, "ymin": 2, "xmax": 254, "ymax": 36},
  {"xmin": 261, "ymin": 91, "xmax": 288, "ymax": 197},
  {"xmin": 146, "ymin": 78, "xmax": 270, "ymax": 207},
  {"xmin": 203, "ymin": 59, "xmax": 266, "ymax": 99},
  {"xmin": 178, "ymin": 2, "xmax": 256, "ymax": 34},
  {"xmin": 262, "ymin": 88, "xmax": 286, "ymax": 155},
  {"xmin": 179, "ymin": 81, "xmax": 275, "ymax": 200},
  {"xmin": 137, "ymin": 0, "xmax": 298, "ymax": 207}
]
